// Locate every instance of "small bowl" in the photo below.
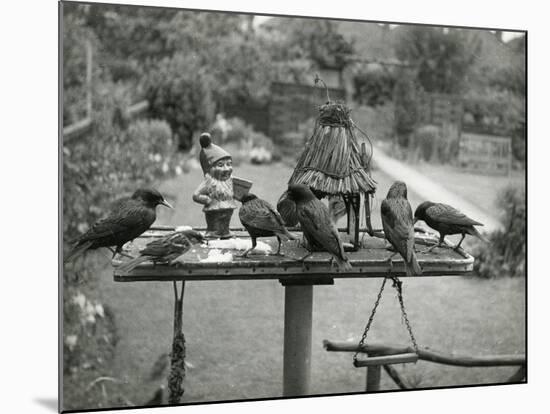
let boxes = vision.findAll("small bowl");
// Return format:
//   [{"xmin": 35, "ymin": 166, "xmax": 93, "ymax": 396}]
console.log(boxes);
[{"xmin": 233, "ymin": 176, "xmax": 253, "ymax": 201}]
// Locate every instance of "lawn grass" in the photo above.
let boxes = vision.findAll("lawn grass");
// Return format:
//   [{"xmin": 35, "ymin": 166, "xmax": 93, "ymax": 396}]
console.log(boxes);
[
  {"xmin": 67, "ymin": 161, "xmax": 525, "ymax": 409},
  {"xmin": 410, "ymin": 163, "xmax": 525, "ymax": 218}
]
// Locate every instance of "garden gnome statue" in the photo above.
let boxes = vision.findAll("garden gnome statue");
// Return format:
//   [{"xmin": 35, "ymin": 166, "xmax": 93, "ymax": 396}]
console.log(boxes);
[{"xmin": 192, "ymin": 133, "xmax": 238, "ymax": 238}]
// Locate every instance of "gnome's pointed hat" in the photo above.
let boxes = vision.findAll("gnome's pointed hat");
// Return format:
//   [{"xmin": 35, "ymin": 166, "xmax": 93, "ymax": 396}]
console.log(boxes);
[{"xmin": 199, "ymin": 133, "xmax": 231, "ymax": 175}]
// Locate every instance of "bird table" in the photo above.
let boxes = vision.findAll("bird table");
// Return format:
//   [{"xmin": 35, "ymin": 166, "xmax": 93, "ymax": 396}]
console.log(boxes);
[{"xmin": 113, "ymin": 226, "xmax": 474, "ymax": 399}]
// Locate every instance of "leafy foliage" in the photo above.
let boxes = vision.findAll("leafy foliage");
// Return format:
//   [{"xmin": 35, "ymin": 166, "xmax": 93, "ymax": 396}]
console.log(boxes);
[
  {"xmin": 395, "ymin": 26, "xmax": 481, "ymax": 94},
  {"xmin": 144, "ymin": 55, "xmax": 214, "ymax": 151},
  {"xmin": 393, "ymin": 72, "xmax": 423, "ymax": 147},
  {"xmin": 472, "ymin": 185, "xmax": 526, "ymax": 278},
  {"xmin": 267, "ymin": 18, "xmax": 354, "ymax": 70},
  {"xmin": 353, "ymin": 69, "xmax": 396, "ymax": 107},
  {"xmin": 463, "ymin": 89, "xmax": 525, "ymax": 162}
]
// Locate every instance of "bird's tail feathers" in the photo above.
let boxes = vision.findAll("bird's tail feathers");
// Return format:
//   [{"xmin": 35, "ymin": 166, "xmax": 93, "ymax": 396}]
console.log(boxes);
[
  {"xmin": 470, "ymin": 226, "xmax": 490, "ymax": 243},
  {"xmin": 64, "ymin": 241, "xmax": 93, "ymax": 264},
  {"xmin": 335, "ymin": 255, "xmax": 353, "ymax": 271},
  {"xmin": 406, "ymin": 253, "xmax": 422, "ymax": 276},
  {"xmin": 117, "ymin": 256, "xmax": 150, "ymax": 273}
]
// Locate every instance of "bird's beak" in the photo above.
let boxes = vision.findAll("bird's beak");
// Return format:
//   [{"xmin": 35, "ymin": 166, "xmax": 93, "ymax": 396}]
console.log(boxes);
[{"xmin": 160, "ymin": 200, "xmax": 173, "ymax": 209}]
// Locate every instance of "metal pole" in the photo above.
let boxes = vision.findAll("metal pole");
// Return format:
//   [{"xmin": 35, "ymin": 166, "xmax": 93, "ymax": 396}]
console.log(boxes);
[
  {"xmin": 283, "ymin": 284, "xmax": 313, "ymax": 396},
  {"xmin": 366, "ymin": 365, "xmax": 381, "ymax": 392}
]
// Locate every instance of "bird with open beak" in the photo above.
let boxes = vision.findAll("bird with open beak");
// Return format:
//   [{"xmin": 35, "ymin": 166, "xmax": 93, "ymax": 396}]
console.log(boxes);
[
  {"xmin": 64, "ymin": 188, "xmax": 172, "ymax": 263},
  {"xmin": 381, "ymin": 181, "xmax": 422, "ymax": 276},
  {"xmin": 287, "ymin": 183, "xmax": 352, "ymax": 271},
  {"xmin": 238, "ymin": 193, "xmax": 298, "ymax": 257},
  {"xmin": 414, "ymin": 201, "xmax": 488, "ymax": 251}
]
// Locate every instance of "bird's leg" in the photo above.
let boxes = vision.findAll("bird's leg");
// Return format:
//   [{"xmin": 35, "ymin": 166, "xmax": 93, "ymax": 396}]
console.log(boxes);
[
  {"xmin": 386, "ymin": 251, "xmax": 398, "ymax": 272},
  {"xmin": 270, "ymin": 236, "xmax": 284, "ymax": 256},
  {"xmin": 421, "ymin": 234, "xmax": 446, "ymax": 254},
  {"xmin": 114, "ymin": 245, "xmax": 134, "ymax": 259},
  {"xmin": 453, "ymin": 234, "xmax": 466, "ymax": 251},
  {"xmin": 238, "ymin": 238, "xmax": 256, "ymax": 258},
  {"xmin": 297, "ymin": 251, "xmax": 313, "ymax": 272},
  {"xmin": 108, "ymin": 247, "xmax": 117, "ymax": 258}
]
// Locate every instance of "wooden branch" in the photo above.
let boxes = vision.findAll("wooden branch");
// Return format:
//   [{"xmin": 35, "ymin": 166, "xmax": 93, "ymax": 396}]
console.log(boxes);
[
  {"xmin": 354, "ymin": 353, "xmax": 419, "ymax": 367},
  {"xmin": 63, "ymin": 100, "xmax": 149, "ymax": 145},
  {"xmin": 63, "ymin": 117, "xmax": 92, "ymax": 142},
  {"xmin": 324, "ymin": 340, "xmax": 525, "ymax": 367},
  {"xmin": 383, "ymin": 365, "xmax": 409, "ymax": 389},
  {"xmin": 126, "ymin": 100, "xmax": 149, "ymax": 118}
]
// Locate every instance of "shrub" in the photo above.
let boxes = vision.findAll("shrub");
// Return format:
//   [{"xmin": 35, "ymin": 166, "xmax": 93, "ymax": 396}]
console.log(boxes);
[
  {"xmin": 126, "ymin": 119, "xmax": 174, "ymax": 156},
  {"xmin": 208, "ymin": 116, "xmax": 276, "ymax": 165},
  {"xmin": 472, "ymin": 185, "xmax": 526, "ymax": 278},
  {"xmin": 463, "ymin": 89, "xmax": 525, "ymax": 163},
  {"xmin": 277, "ymin": 117, "xmax": 316, "ymax": 161},
  {"xmin": 351, "ymin": 104, "xmax": 395, "ymax": 143},
  {"xmin": 144, "ymin": 54, "xmax": 215, "ymax": 151},
  {"xmin": 353, "ymin": 69, "xmax": 396, "ymax": 107},
  {"xmin": 409, "ymin": 123, "xmax": 459, "ymax": 164},
  {"xmin": 393, "ymin": 73, "xmax": 423, "ymax": 148}
]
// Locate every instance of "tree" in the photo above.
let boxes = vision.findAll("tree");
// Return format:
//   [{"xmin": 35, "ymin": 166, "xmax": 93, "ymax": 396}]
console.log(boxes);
[
  {"xmin": 144, "ymin": 54, "xmax": 214, "ymax": 150},
  {"xmin": 395, "ymin": 26, "xmax": 480, "ymax": 94},
  {"xmin": 266, "ymin": 18, "xmax": 355, "ymax": 70}
]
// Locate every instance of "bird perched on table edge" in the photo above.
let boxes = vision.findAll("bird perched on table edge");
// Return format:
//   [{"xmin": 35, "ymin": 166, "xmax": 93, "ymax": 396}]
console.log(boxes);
[
  {"xmin": 117, "ymin": 228, "xmax": 205, "ymax": 273},
  {"xmin": 64, "ymin": 188, "xmax": 173, "ymax": 264},
  {"xmin": 238, "ymin": 193, "xmax": 298, "ymax": 257},
  {"xmin": 380, "ymin": 181, "xmax": 422, "ymax": 276},
  {"xmin": 286, "ymin": 183, "xmax": 352, "ymax": 271},
  {"xmin": 414, "ymin": 201, "xmax": 488, "ymax": 252}
]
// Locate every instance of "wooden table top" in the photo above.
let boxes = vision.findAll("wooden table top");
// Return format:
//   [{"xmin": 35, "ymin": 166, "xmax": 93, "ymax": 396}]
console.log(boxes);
[{"xmin": 112, "ymin": 226, "xmax": 474, "ymax": 283}]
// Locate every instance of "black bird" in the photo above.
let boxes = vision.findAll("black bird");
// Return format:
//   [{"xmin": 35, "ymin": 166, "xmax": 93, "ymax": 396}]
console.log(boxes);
[
  {"xmin": 239, "ymin": 193, "xmax": 298, "ymax": 257},
  {"xmin": 414, "ymin": 201, "xmax": 488, "ymax": 251},
  {"xmin": 287, "ymin": 184, "xmax": 352, "ymax": 271},
  {"xmin": 381, "ymin": 181, "xmax": 422, "ymax": 276},
  {"xmin": 117, "ymin": 229, "xmax": 205, "ymax": 273},
  {"xmin": 64, "ymin": 188, "xmax": 172, "ymax": 263}
]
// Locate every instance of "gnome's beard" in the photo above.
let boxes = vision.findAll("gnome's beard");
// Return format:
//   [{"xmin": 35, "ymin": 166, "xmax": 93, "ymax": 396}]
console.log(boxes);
[{"xmin": 202, "ymin": 174, "xmax": 237, "ymax": 211}]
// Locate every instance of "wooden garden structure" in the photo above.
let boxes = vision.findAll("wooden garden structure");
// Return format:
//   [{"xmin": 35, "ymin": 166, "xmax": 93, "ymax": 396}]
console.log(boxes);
[
  {"xmin": 114, "ymin": 226, "xmax": 478, "ymax": 400},
  {"xmin": 281, "ymin": 99, "xmax": 377, "ymax": 250},
  {"xmin": 323, "ymin": 340, "xmax": 526, "ymax": 391}
]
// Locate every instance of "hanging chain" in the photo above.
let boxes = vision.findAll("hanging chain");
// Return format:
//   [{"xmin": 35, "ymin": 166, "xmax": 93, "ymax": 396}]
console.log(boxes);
[
  {"xmin": 390, "ymin": 277, "xmax": 419, "ymax": 354},
  {"xmin": 354, "ymin": 277, "xmax": 420, "ymax": 366},
  {"xmin": 353, "ymin": 278, "xmax": 387, "ymax": 365}
]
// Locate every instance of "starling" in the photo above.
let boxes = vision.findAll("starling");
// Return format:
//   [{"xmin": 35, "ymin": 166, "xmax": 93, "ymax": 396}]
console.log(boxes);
[
  {"xmin": 287, "ymin": 184, "xmax": 352, "ymax": 271},
  {"xmin": 64, "ymin": 188, "xmax": 173, "ymax": 263},
  {"xmin": 381, "ymin": 181, "xmax": 422, "ymax": 276},
  {"xmin": 238, "ymin": 193, "xmax": 298, "ymax": 257},
  {"xmin": 117, "ymin": 229, "xmax": 205, "ymax": 273},
  {"xmin": 414, "ymin": 201, "xmax": 488, "ymax": 251}
]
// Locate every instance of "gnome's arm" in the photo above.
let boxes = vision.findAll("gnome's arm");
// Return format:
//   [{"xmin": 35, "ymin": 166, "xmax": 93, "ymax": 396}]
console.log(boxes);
[{"xmin": 192, "ymin": 179, "xmax": 213, "ymax": 206}]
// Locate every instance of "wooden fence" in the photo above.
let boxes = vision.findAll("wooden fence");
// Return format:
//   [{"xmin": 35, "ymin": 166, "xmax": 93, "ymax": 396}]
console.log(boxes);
[{"xmin": 62, "ymin": 100, "xmax": 149, "ymax": 144}]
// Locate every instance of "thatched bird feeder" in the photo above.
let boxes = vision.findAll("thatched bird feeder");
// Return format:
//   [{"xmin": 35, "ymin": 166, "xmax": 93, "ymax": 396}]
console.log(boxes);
[{"xmin": 278, "ymin": 93, "xmax": 377, "ymax": 250}]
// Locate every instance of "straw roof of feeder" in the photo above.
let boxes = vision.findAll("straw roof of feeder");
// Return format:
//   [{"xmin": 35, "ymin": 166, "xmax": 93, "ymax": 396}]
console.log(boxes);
[{"xmin": 288, "ymin": 102, "xmax": 377, "ymax": 195}]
